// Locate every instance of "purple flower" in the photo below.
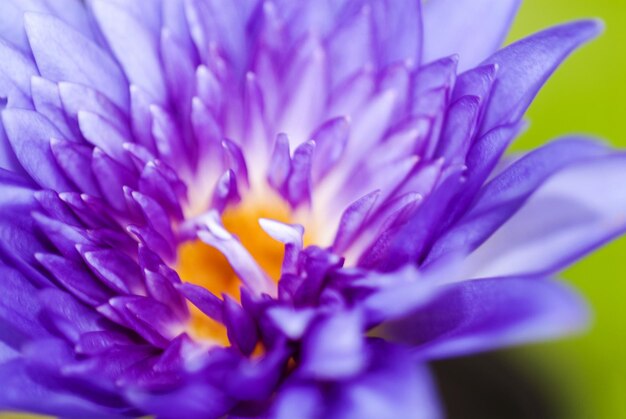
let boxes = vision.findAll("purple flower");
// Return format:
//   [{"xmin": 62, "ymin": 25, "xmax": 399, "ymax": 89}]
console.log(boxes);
[{"xmin": 0, "ymin": 1, "xmax": 624, "ymax": 417}]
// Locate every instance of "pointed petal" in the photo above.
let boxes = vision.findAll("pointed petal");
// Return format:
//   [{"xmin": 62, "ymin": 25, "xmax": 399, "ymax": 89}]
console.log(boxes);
[
  {"xmin": 382, "ymin": 277, "xmax": 588, "ymax": 360},
  {"xmin": 91, "ymin": 0, "xmax": 166, "ymax": 102},
  {"xmin": 428, "ymin": 137, "xmax": 611, "ymax": 263},
  {"xmin": 479, "ymin": 20, "xmax": 603, "ymax": 135},
  {"xmin": 423, "ymin": 0, "xmax": 520, "ymax": 70},
  {"xmin": 464, "ymin": 154, "xmax": 626, "ymax": 278},
  {"xmin": 24, "ymin": 12, "xmax": 129, "ymax": 110},
  {"xmin": 2, "ymin": 109, "xmax": 74, "ymax": 191}
]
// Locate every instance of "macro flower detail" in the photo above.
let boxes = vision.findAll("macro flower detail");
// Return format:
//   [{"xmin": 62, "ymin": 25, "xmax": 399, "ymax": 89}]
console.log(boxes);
[{"xmin": 0, "ymin": 1, "xmax": 625, "ymax": 418}]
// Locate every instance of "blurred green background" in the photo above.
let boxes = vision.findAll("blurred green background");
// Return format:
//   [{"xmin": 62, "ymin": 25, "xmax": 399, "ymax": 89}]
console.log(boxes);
[{"xmin": 506, "ymin": 0, "xmax": 626, "ymax": 418}]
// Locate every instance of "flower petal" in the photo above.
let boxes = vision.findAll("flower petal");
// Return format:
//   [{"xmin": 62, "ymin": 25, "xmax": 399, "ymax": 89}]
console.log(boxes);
[
  {"xmin": 91, "ymin": 0, "xmax": 166, "ymax": 102},
  {"xmin": 2, "ymin": 108, "xmax": 74, "ymax": 191},
  {"xmin": 479, "ymin": 19, "xmax": 602, "ymax": 135},
  {"xmin": 423, "ymin": 0, "xmax": 520, "ymax": 70},
  {"xmin": 380, "ymin": 277, "xmax": 589, "ymax": 360},
  {"xmin": 0, "ymin": 264, "xmax": 49, "ymax": 349},
  {"xmin": 464, "ymin": 154, "xmax": 626, "ymax": 278},
  {"xmin": 273, "ymin": 340, "xmax": 441, "ymax": 419},
  {"xmin": 427, "ymin": 137, "xmax": 612, "ymax": 264},
  {"xmin": 24, "ymin": 12, "xmax": 129, "ymax": 110}
]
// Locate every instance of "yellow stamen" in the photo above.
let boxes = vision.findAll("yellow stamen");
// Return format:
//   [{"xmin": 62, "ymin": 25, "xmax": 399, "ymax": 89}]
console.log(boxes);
[{"xmin": 176, "ymin": 194, "xmax": 292, "ymax": 345}]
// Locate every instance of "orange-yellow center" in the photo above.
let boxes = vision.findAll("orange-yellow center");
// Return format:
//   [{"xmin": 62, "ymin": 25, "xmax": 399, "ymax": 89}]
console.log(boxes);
[{"xmin": 176, "ymin": 197, "xmax": 293, "ymax": 345}]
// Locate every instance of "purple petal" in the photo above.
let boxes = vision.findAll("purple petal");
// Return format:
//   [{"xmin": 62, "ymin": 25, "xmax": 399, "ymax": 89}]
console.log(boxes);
[
  {"xmin": 32, "ymin": 212, "xmax": 91, "ymax": 260},
  {"xmin": 79, "ymin": 111, "xmax": 131, "ymax": 166},
  {"xmin": 58, "ymin": 82, "xmax": 131, "ymax": 138},
  {"xmin": 76, "ymin": 330, "xmax": 136, "ymax": 356},
  {"xmin": 371, "ymin": 0, "xmax": 423, "ymax": 66},
  {"xmin": 50, "ymin": 139, "xmax": 100, "ymax": 196},
  {"xmin": 273, "ymin": 340, "xmax": 441, "ymax": 419},
  {"xmin": 270, "ymin": 382, "xmax": 323, "ymax": 419},
  {"xmin": 150, "ymin": 104, "xmax": 190, "ymax": 169},
  {"xmin": 428, "ymin": 137, "xmax": 611, "ymax": 263},
  {"xmin": 129, "ymin": 85, "xmax": 157, "ymax": 153},
  {"xmin": 91, "ymin": 0, "xmax": 166, "ymax": 101},
  {"xmin": 464, "ymin": 154, "xmax": 626, "ymax": 278},
  {"xmin": 79, "ymin": 246, "xmax": 146, "ymax": 295},
  {"xmin": 286, "ymin": 140, "xmax": 314, "ymax": 207},
  {"xmin": 358, "ymin": 265, "xmax": 444, "ymax": 326},
  {"xmin": 211, "ymin": 170, "xmax": 240, "ymax": 213},
  {"xmin": 300, "ymin": 311, "xmax": 365, "ymax": 379},
  {"xmin": 33, "ymin": 190, "xmax": 79, "ymax": 225},
  {"xmin": 24, "ymin": 12, "xmax": 129, "ymax": 110},
  {"xmin": 332, "ymin": 190, "xmax": 380, "ymax": 254},
  {"xmin": 138, "ymin": 161, "xmax": 186, "ymax": 220},
  {"xmin": 38, "ymin": 288, "xmax": 104, "ymax": 343},
  {"xmin": 222, "ymin": 343, "xmax": 290, "ymax": 402},
  {"xmin": 222, "ymin": 138, "xmax": 250, "ymax": 188},
  {"xmin": 327, "ymin": 6, "xmax": 374, "ymax": 87},
  {"xmin": 104, "ymin": 296, "xmax": 179, "ymax": 347},
  {"xmin": 266, "ymin": 306, "xmax": 316, "ymax": 340},
  {"xmin": 381, "ymin": 277, "xmax": 589, "ymax": 360},
  {"xmin": 0, "ymin": 359, "xmax": 122, "ymax": 418},
  {"xmin": 222, "ymin": 296, "xmax": 258, "ymax": 356},
  {"xmin": 434, "ymin": 95, "xmax": 480, "ymax": 164},
  {"xmin": 310, "ymin": 116, "xmax": 350, "ymax": 183},
  {"xmin": 329, "ymin": 341, "xmax": 441, "ymax": 419},
  {"xmin": 195, "ymin": 65, "xmax": 223, "ymax": 115},
  {"xmin": 91, "ymin": 148, "xmax": 135, "ymax": 211},
  {"xmin": 130, "ymin": 190, "xmax": 174, "ymax": 243},
  {"xmin": 30, "ymin": 77, "xmax": 78, "ymax": 142},
  {"xmin": 423, "ymin": 0, "xmax": 520, "ymax": 70},
  {"xmin": 36, "ymin": 253, "xmax": 112, "ymax": 306},
  {"xmin": 125, "ymin": 381, "xmax": 233, "ymax": 419},
  {"xmin": 452, "ymin": 64, "xmax": 497, "ymax": 105},
  {"xmin": 479, "ymin": 20, "xmax": 603, "ymax": 135},
  {"xmin": 177, "ymin": 282, "xmax": 223, "ymax": 322},
  {"xmin": 161, "ymin": 28, "xmax": 195, "ymax": 110},
  {"xmin": 278, "ymin": 36, "xmax": 328, "ymax": 143},
  {"xmin": 144, "ymin": 269, "xmax": 187, "ymax": 319},
  {"xmin": 0, "ymin": 264, "xmax": 49, "ymax": 348},
  {"xmin": 267, "ymin": 133, "xmax": 291, "ymax": 191},
  {"xmin": 0, "ymin": 39, "xmax": 39, "ymax": 98},
  {"xmin": 2, "ymin": 109, "xmax": 74, "ymax": 191},
  {"xmin": 259, "ymin": 219, "xmax": 304, "ymax": 276}
]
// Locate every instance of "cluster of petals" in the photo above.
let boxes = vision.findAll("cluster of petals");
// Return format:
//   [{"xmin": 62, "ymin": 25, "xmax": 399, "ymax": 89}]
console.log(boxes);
[{"xmin": 0, "ymin": 0, "xmax": 625, "ymax": 418}]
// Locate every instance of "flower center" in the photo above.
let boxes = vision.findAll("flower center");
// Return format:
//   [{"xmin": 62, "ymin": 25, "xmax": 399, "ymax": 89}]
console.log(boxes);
[{"xmin": 176, "ymin": 197, "xmax": 292, "ymax": 345}]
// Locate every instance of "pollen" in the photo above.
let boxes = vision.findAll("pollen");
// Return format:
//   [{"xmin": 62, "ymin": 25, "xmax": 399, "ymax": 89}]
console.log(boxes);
[{"xmin": 176, "ymin": 196, "xmax": 292, "ymax": 345}]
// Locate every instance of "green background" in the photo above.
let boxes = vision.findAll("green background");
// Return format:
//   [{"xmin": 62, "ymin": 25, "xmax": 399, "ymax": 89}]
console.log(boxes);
[{"xmin": 507, "ymin": 0, "xmax": 626, "ymax": 418}]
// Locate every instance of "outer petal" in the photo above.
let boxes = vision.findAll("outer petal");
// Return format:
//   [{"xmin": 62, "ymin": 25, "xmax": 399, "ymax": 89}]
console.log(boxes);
[
  {"xmin": 427, "ymin": 137, "xmax": 612, "ymax": 264},
  {"xmin": 299, "ymin": 311, "xmax": 366, "ymax": 379},
  {"xmin": 125, "ymin": 381, "xmax": 233, "ymax": 419},
  {"xmin": 0, "ymin": 264, "xmax": 50, "ymax": 349},
  {"xmin": 0, "ymin": 0, "xmax": 95, "ymax": 52},
  {"xmin": 422, "ymin": 0, "xmax": 520, "ymax": 70},
  {"xmin": 91, "ymin": 0, "xmax": 166, "ymax": 102},
  {"xmin": 2, "ymin": 109, "xmax": 74, "ymax": 191},
  {"xmin": 0, "ymin": 359, "xmax": 124, "ymax": 418},
  {"xmin": 463, "ymin": 154, "xmax": 626, "ymax": 278},
  {"xmin": 479, "ymin": 20, "xmax": 602, "ymax": 135},
  {"xmin": 372, "ymin": 0, "xmax": 422, "ymax": 66},
  {"xmin": 380, "ymin": 277, "xmax": 588, "ymax": 360},
  {"xmin": 272, "ymin": 340, "xmax": 441, "ymax": 419},
  {"xmin": 24, "ymin": 12, "xmax": 129, "ymax": 110},
  {"xmin": 329, "ymin": 341, "xmax": 441, "ymax": 419}
]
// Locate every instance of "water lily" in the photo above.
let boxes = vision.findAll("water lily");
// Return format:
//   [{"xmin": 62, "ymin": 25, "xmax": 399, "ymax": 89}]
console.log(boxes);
[{"xmin": 0, "ymin": 1, "xmax": 625, "ymax": 418}]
